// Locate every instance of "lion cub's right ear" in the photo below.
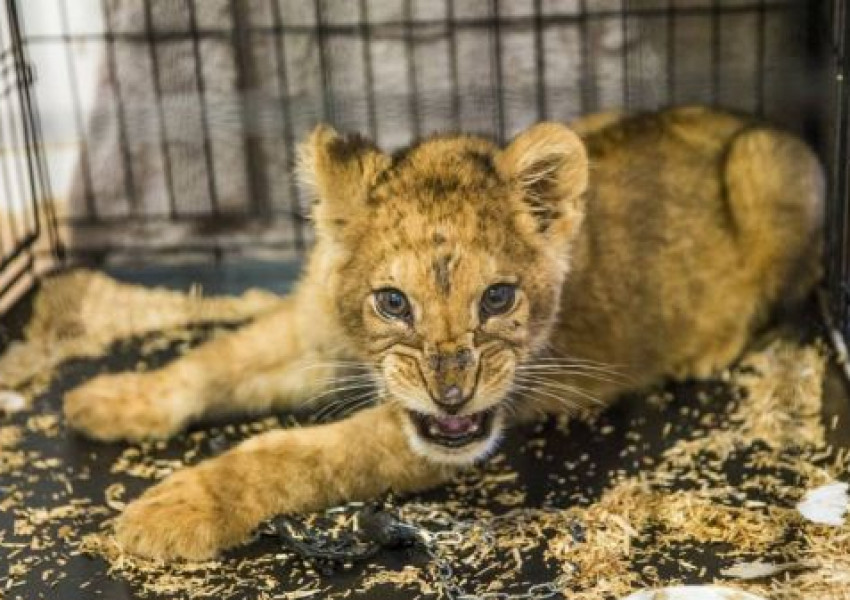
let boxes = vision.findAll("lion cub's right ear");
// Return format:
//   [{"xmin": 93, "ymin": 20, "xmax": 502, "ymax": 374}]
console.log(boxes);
[{"xmin": 297, "ymin": 124, "xmax": 390, "ymax": 237}]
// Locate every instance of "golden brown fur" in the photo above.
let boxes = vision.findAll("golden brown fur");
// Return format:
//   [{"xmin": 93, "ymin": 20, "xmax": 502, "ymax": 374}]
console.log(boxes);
[{"xmin": 63, "ymin": 106, "xmax": 823, "ymax": 560}]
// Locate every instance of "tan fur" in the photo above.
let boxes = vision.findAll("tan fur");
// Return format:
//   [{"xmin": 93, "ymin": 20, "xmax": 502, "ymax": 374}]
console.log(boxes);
[{"xmin": 63, "ymin": 106, "xmax": 823, "ymax": 560}]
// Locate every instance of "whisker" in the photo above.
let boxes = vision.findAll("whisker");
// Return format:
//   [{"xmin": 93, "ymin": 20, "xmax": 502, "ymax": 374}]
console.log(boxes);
[
  {"xmin": 306, "ymin": 370, "xmax": 375, "ymax": 379},
  {"xmin": 289, "ymin": 359, "xmax": 374, "ymax": 372},
  {"xmin": 291, "ymin": 365, "xmax": 373, "ymax": 377},
  {"xmin": 526, "ymin": 355, "xmax": 623, "ymax": 367},
  {"xmin": 314, "ymin": 401, "xmax": 370, "ymax": 423},
  {"xmin": 517, "ymin": 364, "xmax": 633, "ymax": 384},
  {"xmin": 515, "ymin": 369, "xmax": 624, "ymax": 388},
  {"xmin": 518, "ymin": 362, "xmax": 626, "ymax": 376},
  {"xmin": 514, "ymin": 381, "xmax": 604, "ymax": 412},
  {"xmin": 307, "ymin": 374, "xmax": 377, "ymax": 387},
  {"xmin": 509, "ymin": 389, "xmax": 580, "ymax": 417},
  {"xmin": 517, "ymin": 360, "xmax": 622, "ymax": 370},
  {"xmin": 313, "ymin": 390, "xmax": 378, "ymax": 422},
  {"xmin": 519, "ymin": 358, "xmax": 627, "ymax": 373},
  {"xmin": 509, "ymin": 383, "xmax": 585, "ymax": 412},
  {"xmin": 500, "ymin": 396, "xmax": 522, "ymax": 420},
  {"xmin": 515, "ymin": 368, "xmax": 626, "ymax": 385},
  {"xmin": 513, "ymin": 375, "xmax": 607, "ymax": 407},
  {"xmin": 302, "ymin": 382, "xmax": 377, "ymax": 407}
]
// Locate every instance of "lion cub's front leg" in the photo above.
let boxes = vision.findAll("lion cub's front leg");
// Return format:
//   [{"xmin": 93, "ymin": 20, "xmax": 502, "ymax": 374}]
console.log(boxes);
[
  {"xmin": 114, "ymin": 404, "xmax": 448, "ymax": 560},
  {"xmin": 64, "ymin": 296, "xmax": 344, "ymax": 441}
]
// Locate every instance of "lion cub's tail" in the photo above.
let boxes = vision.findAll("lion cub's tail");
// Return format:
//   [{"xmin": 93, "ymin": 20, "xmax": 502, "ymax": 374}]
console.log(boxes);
[{"xmin": 723, "ymin": 127, "xmax": 825, "ymax": 312}]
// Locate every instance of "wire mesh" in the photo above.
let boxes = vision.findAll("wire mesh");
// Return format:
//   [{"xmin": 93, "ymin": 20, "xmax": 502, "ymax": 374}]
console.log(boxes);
[
  {"xmin": 12, "ymin": 0, "xmax": 818, "ymax": 262},
  {"xmin": 0, "ymin": 0, "xmax": 848, "ymax": 331},
  {"xmin": 0, "ymin": 0, "xmax": 60, "ymax": 313},
  {"xmin": 826, "ymin": 0, "xmax": 850, "ymax": 334}
]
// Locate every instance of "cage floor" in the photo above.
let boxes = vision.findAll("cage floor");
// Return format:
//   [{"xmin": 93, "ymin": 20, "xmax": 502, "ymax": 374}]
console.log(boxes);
[{"xmin": 1, "ymin": 264, "xmax": 849, "ymax": 600}]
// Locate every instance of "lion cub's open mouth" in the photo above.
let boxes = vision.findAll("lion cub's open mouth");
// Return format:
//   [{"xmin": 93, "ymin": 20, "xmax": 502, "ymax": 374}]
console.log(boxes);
[{"xmin": 409, "ymin": 410, "xmax": 495, "ymax": 447}]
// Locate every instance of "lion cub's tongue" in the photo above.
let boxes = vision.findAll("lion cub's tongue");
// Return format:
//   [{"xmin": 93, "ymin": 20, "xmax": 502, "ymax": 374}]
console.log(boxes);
[{"xmin": 433, "ymin": 415, "xmax": 478, "ymax": 435}]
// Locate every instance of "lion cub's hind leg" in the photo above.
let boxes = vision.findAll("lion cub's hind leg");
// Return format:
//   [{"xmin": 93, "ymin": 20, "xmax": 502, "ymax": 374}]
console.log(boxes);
[
  {"xmin": 666, "ymin": 125, "xmax": 824, "ymax": 382},
  {"xmin": 723, "ymin": 127, "xmax": 825, "ymax": 309},
  {"xmin": 677, "ymin": 127, "xmax": 825, "ymax": 380},
  {"xmin": 63, "ymin": 370, "xmax": 199, "ymax": 442},
  {"xmin": 64, "ymin": 299, "xmax": 346, "ymax": 442}
]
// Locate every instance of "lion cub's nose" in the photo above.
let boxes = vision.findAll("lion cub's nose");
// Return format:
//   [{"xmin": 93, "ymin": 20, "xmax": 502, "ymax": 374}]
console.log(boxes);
[
  {"xmin": 435, "ymin": 384, "xmax": 466, "ymax": 414},
  {"xmin": 428, "ymin": 348, "xmax": 472, "ymax": 372}
]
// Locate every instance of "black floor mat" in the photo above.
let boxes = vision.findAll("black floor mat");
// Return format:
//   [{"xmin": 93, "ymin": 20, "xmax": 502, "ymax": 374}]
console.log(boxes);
[{"xmin": 1, "ymin": 264, "xmax": 848, "ymax": 600}]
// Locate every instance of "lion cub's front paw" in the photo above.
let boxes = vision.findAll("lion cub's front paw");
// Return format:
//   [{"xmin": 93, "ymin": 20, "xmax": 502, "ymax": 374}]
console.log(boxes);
[
  {"xmin": 64, "ymin": 371, "xmax": 193, "ymax": 442},
  {"xmin": 115, "ymin": 467, "xmax": 249, "ymax": 561}
]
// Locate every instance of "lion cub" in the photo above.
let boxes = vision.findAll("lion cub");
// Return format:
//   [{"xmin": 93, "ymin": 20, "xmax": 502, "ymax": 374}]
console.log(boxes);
[{"xmin": 64, "ymin": 107, "xmax": 823, "ymax": 560}]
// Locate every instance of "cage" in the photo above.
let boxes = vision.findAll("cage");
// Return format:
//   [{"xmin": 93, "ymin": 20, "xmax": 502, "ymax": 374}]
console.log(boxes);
[
  {"xmin": 4, "ymin": 0, "xmax": 846, "ymax": 297},
  {"xmin": 0, "ymin": 0, "xmax": 849, "ymax": 598}
]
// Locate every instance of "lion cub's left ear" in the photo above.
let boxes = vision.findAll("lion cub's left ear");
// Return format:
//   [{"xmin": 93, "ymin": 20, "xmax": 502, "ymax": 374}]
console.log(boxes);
[
  {"xmin": 297, "ymin": 124, "xmax": 390, "ymax": 237},
  {"xmin": 496, "ymin": 123, "xmax": 588, "ymax": 240}
]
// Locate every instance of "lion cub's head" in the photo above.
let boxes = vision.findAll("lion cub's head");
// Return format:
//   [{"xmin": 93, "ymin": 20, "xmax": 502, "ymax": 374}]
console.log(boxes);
[{"xmin": 299, "ymin": 123, "xmax": 588, "ymax": 464}]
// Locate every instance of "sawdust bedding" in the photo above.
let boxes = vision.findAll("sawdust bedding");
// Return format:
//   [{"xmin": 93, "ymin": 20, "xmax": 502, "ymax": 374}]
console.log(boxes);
[{"xmin": 0, "ymin": 270, "xmax": 849, "ymax": 599}]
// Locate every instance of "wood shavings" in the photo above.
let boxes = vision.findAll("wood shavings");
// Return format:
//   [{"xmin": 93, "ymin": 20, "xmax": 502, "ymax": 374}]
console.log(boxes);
[
  {"xmin": 0, "ymin": 424, "xmax": 24, "ymax": 476},
  {"xmin": 2, "ymin": 270, "xmax": 849, "ymax": 599},
  {"xmin": 0, "ymin": 424, "xmax": 21, "ymax": 447},
  {"xmin": 652, "ymin": 491, "xmax": 792, "ymax": 551},
  {"xmin": 278, "ymin": 588, "xmax": 331, "ymax": 599},
  {"xmin": 360, "ymin": 566, "xmax": 429, "ymax": 593},
  {"xmin": 105, "ymin": 483, "xmax": 126, "ymax": 511},
  {"xmin": 110, "ymin": 445, "xmax": 185, "ymax": 480},
  {"xmin": 0, "ymin": 269, "xmax": 281, "ymax": 404},
  {"xmin": 731, "ymin": 341, "xmax": 827, "ymax": 449},
  {"xmin": 26, "ymin": 414, "xmax": 59, "ymax": 436},
  {"xmin": 546, "ymin": 481, "xmax": 648, "ymax": 598},
  {"xmin": 78, "ymin": 533, "xmax": 254, "ymax": 598},
  {"xmin": 540, "ymin": 340, "xmax": 845, "ymax": 600}
]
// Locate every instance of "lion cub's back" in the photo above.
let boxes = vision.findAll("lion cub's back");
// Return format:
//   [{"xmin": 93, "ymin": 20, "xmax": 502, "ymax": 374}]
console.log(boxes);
[{"xmin": 552, "ymin": 107, "xmax": 824, "ymax": 394}]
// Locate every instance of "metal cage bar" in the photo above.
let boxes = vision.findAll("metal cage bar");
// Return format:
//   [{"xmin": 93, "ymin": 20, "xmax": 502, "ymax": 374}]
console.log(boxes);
[
  {"xmin": 0, "ymin": 0, "xmax": 845, "ymax": 323},
  {"xmin": 0, "ymin": 0, "xmax": 61, "ymax": 314},
  {"xmin": 827, "ymin": 0, "xmax": 850, "ymax": 334}
]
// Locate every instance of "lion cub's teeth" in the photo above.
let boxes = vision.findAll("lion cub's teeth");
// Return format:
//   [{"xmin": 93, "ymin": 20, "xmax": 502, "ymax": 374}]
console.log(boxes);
[
  {"xmin": 428, "ymin": 424, "xmax": 441, "ymax": 437},
  {"xmin": 469, "ymin": 421, "xmax": 480, "ymax": 433}
]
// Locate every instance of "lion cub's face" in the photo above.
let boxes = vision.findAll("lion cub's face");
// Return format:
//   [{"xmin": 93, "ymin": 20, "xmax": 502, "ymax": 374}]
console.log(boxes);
[{"xmin": 300, "ymin": 124, "xmax": 588, "ymax": 464}]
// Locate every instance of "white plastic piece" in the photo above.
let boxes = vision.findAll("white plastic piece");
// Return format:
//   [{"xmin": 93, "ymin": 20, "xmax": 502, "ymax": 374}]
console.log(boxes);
[
  {"xmin": 721, "ymin": 560, "xmax": 804, "ymax": 580},
  {"xmin": 0, "ymin": 390, "xmax": 26, "ymax": 414},
  {"xmin": 622, "ymin": 586, "xmax": 768, "ymax": 600},
  {"xmin": 796, "ymin": 481, "xmax": 850, "ymax": 526}
]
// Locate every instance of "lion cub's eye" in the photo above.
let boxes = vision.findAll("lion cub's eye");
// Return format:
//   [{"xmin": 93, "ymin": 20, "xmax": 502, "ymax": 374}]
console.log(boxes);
[
  {"xmin": 374, "ymin": 288, "xmax": 412, "ymax": 321},
  {"xmin": 481, "ymin": 284, "xmax": 517, "ymax": 318}
]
